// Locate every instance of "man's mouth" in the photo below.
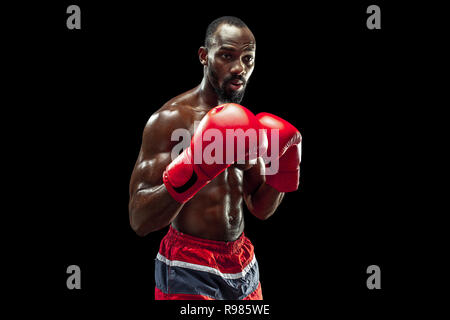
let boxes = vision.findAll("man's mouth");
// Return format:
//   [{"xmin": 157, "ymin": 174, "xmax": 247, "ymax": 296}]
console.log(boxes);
[{"xmin": 228, "ymin": 79, "xmax": 244, "ymax": 90}]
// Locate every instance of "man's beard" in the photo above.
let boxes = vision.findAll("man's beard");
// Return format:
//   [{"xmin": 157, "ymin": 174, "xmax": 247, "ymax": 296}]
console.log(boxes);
[{"xmin": 210, "ymin": 70, "xmax": 247, "ymax": 104}]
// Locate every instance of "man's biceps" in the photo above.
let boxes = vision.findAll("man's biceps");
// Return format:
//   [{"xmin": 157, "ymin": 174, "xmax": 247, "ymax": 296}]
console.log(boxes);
[
  {"xmin": 136, "ymin": 182, "xmax": 165, "ymax": 194},
  {"xmin": 130, "ymin": 151, "xmax": 173, "ymax": 196},
  {"xmin": 142, "ymin": 136, "xmax": 171, "ymax": 155},
  {"xmin": 137, "ymin": 152, "xmax": 172, "ymax": 172},
  {"xmin": 143, "ymin": 110, "xmax": 187, "ymax": 152}
]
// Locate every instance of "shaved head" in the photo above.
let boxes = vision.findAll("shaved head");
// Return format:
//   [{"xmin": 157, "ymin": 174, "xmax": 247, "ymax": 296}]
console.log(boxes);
[{"xmin": 205, "ymin": 16, "xmax": 250, "ymax": 49}]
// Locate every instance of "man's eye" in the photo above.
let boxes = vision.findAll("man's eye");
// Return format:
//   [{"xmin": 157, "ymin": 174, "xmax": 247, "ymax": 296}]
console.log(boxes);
[
  {"xmin": 222, "ymin": 54, "xmax": 232, "ymax": 60},
  {"xmin": 244, "ymin": 56, "xmax": 254, "ymax": 63}
]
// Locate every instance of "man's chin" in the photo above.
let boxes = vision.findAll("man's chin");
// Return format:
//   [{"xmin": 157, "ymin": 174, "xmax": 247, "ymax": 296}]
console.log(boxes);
[
  {"xmin": 214, "ymin": 83, "xmax": 246, "ymax": 104},
  {"xmin": 223, "ymin": 89, "xmax": 245, "ymax": 104}
]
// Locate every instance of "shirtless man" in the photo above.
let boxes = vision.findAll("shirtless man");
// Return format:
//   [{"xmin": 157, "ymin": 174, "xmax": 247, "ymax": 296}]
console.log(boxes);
[{"xmin": 129, "ymin": 16, "xmax": 302, "ymax": 300}]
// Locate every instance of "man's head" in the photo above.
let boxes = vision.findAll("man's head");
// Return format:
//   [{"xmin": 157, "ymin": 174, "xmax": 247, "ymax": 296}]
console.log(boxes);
[{"xmin": 199, "ymin": 16, "xmax": 256, "ymax": 104}]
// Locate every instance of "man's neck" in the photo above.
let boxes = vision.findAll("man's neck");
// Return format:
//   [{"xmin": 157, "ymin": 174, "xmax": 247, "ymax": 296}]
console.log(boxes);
[{"xmin": 197, "ymin": 77, "xmax": 221, "ymax": 108}]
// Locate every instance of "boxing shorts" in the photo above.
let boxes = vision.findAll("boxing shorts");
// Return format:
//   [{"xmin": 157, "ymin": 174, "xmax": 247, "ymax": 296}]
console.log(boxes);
[{"xmin": 155, "ymin": 226, "xmax": 263, "ymax": 300}]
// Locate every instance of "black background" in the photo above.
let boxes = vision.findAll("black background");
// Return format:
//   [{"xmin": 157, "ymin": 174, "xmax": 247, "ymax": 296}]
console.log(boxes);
[{"xmin": 5, "ymin": 0, "xmax": 444, "ymax": 317}]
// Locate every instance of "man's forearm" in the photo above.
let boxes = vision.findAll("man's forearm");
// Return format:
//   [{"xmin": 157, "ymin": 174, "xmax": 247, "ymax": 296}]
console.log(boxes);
[
  {"xmin": 247, "ymin": 182, "xmax": 284, "ymax": 220},
  {"xmin": 129, "ymin": 184, "xmax": 184, "ymax": 236}
]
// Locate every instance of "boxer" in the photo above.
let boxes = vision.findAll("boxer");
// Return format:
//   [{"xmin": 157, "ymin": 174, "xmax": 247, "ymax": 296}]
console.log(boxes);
[{"xmin": 129, "ymin": 16, "xmax": 302, "ymax": 300}]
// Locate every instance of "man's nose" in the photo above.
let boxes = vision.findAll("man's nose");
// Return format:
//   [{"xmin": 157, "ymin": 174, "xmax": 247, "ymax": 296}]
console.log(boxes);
[{"xmin": 230, "ymin": 59, "xmax": 245, "ymax": 75}]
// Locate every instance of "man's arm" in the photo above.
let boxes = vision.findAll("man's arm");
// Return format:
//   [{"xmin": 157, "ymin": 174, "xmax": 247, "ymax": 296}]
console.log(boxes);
[
  {"xmin": 243, "ymin": 112, "xmax": 302, "ymax": 219},
  {"xmin": 128, "ymin": 108, "xmax": 186, "ymax": 236},
  {"xmin": 243, "ymin": 157, "xmax": 285, "ymax": 220}
]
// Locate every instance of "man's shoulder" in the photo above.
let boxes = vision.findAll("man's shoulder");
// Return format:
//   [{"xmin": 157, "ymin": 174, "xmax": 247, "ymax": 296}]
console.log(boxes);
[
  {"xmin": 145, "ymin": 91, "xmax": 199, "ymax": 134},
  {"xmin": 160, "ymin": 87, "xmax": 201, "ymax": 115}
]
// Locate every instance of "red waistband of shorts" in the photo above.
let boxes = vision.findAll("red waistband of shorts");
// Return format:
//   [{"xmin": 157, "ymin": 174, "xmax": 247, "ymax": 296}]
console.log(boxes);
[{"xmin": 166, "ymin": 225, "xmax": 247, "ymax": 254}]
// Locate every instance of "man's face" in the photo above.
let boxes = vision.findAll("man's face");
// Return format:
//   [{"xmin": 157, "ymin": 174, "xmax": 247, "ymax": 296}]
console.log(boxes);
[{"xmin": 206, "ymin": 24, "xmax": 256, "ymax": 104}]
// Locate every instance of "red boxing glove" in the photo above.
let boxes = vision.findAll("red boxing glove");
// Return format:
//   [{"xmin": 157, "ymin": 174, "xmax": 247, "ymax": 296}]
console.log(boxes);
[
  {"xmin": 256, "ymin": 112, "xmax": 302, "ymax": 192},
  {"xmin": 163, "ymin": 103, "xmax": 268, "ymax": 203}
]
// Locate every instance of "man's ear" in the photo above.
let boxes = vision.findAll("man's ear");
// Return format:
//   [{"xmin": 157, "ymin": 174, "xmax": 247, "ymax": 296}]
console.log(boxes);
[{"xmin": 198, "ymin": 46, "xmax": 208, "ymax": 66}]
